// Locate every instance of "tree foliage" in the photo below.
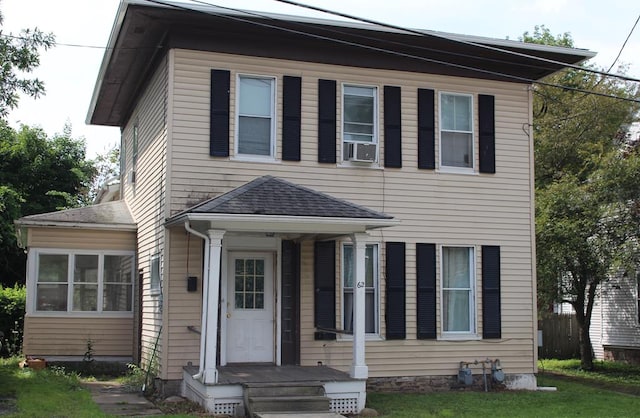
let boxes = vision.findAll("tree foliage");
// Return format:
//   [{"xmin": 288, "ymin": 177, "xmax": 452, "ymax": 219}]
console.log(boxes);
[
  {"xmin": 0, "ymin": 122, "xmax": 96, "ymax": 286},
  {"xmin": 529, "ymin": 26, "xmax": 640, "ymax": 369},
  {"xmin": 0, "ymin": 8, "xmax": 55, "ymax": 117}
]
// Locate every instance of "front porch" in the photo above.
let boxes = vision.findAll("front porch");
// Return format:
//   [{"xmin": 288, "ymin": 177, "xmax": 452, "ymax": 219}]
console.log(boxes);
[{"xmin": 182, "ymin": 364, "xmax": 366, "ymax": 416}]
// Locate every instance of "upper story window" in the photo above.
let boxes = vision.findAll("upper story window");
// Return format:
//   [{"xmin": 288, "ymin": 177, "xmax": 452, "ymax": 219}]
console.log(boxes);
[
  {"xmin": 342, "ymin": 243, "xmax": 379, "ymax": 335},
  {"xmin": 150, "ymin": 253, "xmax": 161, "ymax": 295},
  {"xmin": 32, "ymin": 249, "xmax": 134, "ymax": 315},
  {"xmin": 441, "ymin": 246, "xmax": 476, "ymax": 336},
  {"xmin": 342, "ymin": 85, "xmax": 378, "ymax": 163},
  {"xmin": 440, "ymin": 92, "xmax": 473, "ymax": 171},
  {"xmin": 236, "ymin": 75, "xmax": 276, "ymax": 159}
]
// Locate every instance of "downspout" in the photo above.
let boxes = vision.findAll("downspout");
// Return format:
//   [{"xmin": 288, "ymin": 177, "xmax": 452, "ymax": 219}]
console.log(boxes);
[{"xmin": 184, "ymin": 221, "xmax": 210, "ymax": 381}]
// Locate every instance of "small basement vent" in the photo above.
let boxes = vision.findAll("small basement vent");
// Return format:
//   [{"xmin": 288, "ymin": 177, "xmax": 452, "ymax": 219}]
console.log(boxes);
[
  {"xmin": 213, "ymin": 401, "xmax": 241, "ymax": 415},
  {"xmin": 330, "ymin": 397, "xmax": 359, "ymax": 414}
]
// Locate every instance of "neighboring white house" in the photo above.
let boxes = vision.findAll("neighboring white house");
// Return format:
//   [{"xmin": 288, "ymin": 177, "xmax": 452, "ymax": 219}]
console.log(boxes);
[{"xmin": 589, "ymin": 122, "xmax": 640, "ymax": 364}]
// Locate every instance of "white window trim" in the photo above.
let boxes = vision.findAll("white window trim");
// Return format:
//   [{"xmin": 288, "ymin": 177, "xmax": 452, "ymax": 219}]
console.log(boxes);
[
  {"xmin": 341, "ymin": 83, "xmax": 379, "ymax": 166},
  {"xmin": 439, "ymin": 245, "xmax": 479, "ymax": 340},
  {"xmin": 438, "ymin": 91, "xmax": 475, "ymax": 174},
  {"xmin": 27, "ymin": 248, "xmax": 135, "ymax": 318},
  {"xmin": 338, "ymin": 241, "xmax": 382, "ymax": 341},
  {"xmin": 234, "ymin": 73, "xmax": 277, "ymax": 162}
]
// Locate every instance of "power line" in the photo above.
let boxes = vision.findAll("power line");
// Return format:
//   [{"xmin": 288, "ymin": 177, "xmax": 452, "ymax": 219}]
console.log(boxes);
[
  {"xmin": 0, "ymin": 34, "xmax": 160, "ymax": 51},
  {"xmin": 272, "ymin": 0, "xmax": 640, "ymax": 85},
  {"xmin": 607, "ymin": 14, "xmax": 640, "ymax": 73},
  {"xmin": 163, "ymin": 0, "xmax": 639, "ymax": 103}
]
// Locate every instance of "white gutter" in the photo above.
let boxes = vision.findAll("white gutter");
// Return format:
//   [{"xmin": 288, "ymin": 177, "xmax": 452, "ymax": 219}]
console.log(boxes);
[
  {"xmin": 14, "ymin": 220, "xmax": 137, "ymax": 231},
  {"xmin": 184, "ymin": 221, "xmax": 210, "ymax": 381}
]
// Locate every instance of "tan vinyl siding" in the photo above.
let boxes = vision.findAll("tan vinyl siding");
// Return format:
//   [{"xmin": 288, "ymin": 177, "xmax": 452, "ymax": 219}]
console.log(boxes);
[
  {"xmin": 164, "ymin": 50, "xmax": 536, "ymax": 378},
  {"xmin": 28, "ymin": 228, "xmax": 135, "ymax": 250},
  {"xmin": 23, "ymin": 316, "xmax": 134, "ymax": 357},
  {"xmin": 122, "ymin": 56, "xmax": 169, "ymax": 376},
  {"xmin": 165, "ymin": 228, "xmax": 203, "ymax": 378}
]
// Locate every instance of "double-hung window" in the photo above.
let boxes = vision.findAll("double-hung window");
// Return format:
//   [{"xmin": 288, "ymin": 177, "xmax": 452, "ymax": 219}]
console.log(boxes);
[
  {"xmin": 342, "ymin": 85, "xmax": 378, "ymax": 163},
  {"xmin": 440, "ymin": 92, "xmax": 473, "ymax": 170},
  {"xmin": 441, "ymin": 246, "xmax": 475, "ymax": 335},
  {"xmin": 236, "ymin": 75, "xmax": 275, "ymax": 158},
  {"xmin": 32, "ymin": 250, "xmax": 134, "ymax": 314},
  {"xmin": 342, "ymin": 243, "xmax": 379, "ymax": 334}
]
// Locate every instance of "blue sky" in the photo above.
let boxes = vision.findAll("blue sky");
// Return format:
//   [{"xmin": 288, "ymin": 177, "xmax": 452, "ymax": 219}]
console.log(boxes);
[{"xmin": 3, "ymin": 0, "xmax": 639, "ymax": 157}]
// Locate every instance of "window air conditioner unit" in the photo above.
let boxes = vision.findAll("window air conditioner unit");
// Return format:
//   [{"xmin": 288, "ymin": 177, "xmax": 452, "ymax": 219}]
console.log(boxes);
[{"xmin": 345, "ymin": 142, "xmax": 377, "ymax": 162}]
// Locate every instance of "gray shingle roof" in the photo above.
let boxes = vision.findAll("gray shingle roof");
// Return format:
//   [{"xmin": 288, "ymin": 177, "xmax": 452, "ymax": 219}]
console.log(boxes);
[
  {"xmin": 16, "ymin": 200, "xmax": 136, "ymax": 228},
  {"xmin": 178, "ymin": 176, "xmax": 392, "ymax": 219}
]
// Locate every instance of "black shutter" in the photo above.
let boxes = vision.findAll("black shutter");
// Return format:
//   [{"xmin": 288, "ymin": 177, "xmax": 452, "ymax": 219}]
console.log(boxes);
[
  {"xmin": 281, "ymin": 240, "xmax": 300, "ymax": 364},
  {"xmin": 482, "ymin": 245, "xmax": 501, "ymax": 339},
  {"xmin": 318, "ymin": 79, "xmax": 337, "ymax": 163},
  {"xmin": 384, "ymin": 86, "xmax": 402, "ymax": 168},
  {"xmin": 385, "ymin": 242, "xmax": 406, "ymax": 339},
  {"xmin": 283, "ymin": 76, "xmax": 302, "ymax": 161},
  {"xmin": 478, "ymin": 94, "xmax": 496, "ymax": 174},
  {"xmin": 416, "ymin": 243, "xmax": 437, "ymax": 339},
  {"xmin": 417, "ymin": 88, "xmax": 435, "ymax": 169},
  {"xmin": 210, "ymin": 69, "xmax": 230, "ymax": 157},
  {"xmin": 314, "ymin": 241, "xmax": 336, "ymax": 340}
]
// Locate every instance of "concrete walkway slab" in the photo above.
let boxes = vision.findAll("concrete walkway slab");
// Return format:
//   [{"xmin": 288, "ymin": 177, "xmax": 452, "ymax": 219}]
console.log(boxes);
[{"xmin": 82, "ymin": 381, "xmax": 163, "ymax": 416}]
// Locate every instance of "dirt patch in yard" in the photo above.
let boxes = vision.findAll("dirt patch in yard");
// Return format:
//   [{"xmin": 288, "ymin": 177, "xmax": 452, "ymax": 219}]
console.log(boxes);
[
  {"xmin": 0, "ymin": 394, "xmax": 17, "ymax": 416},
  {"xmin": 541, "ymin": 372, "xmax": 640, "ymax": 396}
]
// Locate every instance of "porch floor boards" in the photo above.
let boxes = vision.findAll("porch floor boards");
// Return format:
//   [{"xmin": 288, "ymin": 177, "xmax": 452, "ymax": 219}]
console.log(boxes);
[{"xmin": 184, "ymin": 364, "xmax": 354, "ymax": 384}]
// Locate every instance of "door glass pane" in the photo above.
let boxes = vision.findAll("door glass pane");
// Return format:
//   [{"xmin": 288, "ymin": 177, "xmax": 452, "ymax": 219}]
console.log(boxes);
[{"xmin": 234, "ymin": 258, "xmax": 266, "ymax": 310}]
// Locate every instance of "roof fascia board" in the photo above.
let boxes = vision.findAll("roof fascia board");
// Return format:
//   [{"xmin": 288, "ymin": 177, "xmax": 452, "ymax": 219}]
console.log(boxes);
[{"xmin": 14, "ymin": 219, "xmax": 137, "ymax": 231}]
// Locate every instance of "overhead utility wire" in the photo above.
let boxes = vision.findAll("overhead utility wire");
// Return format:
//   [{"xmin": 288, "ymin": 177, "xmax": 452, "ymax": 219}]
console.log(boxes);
[
  {"xmin": 273, "ymin": 0, "xmax": 640, "ymax": 85},
  {"xmin": 606, "ymin": 14, "xmax": 640, "ymax": 73},
  {"xmin": 145, "ymin": 0, "xmax": 640, "ymax": 103}
]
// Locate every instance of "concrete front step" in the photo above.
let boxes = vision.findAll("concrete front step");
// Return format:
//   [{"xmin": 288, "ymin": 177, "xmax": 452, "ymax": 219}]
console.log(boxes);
[
  {"xmin": 247, "ymin": 395, "xmax": 330, "ymax": 413},
  {"xmin": 244, "ymin": 382, "xmax": 331, "ymax": 416},
  {"xmin": 245, "ymin": 382, "xmax": 325, "ymax": 397}
]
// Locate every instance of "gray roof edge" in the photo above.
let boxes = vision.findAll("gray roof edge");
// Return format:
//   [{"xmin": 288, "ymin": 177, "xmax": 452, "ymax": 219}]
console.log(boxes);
[
  {"xmin": 86, "ymin": 0, "xmax": 131, "ymax": 125},
  {"xmin": 124, "ymin": 0, "xmax": 595, "ymax": 60},
  {"xmin": 15, "ymin": 201, "xmax": 136, "ymax": 227}
]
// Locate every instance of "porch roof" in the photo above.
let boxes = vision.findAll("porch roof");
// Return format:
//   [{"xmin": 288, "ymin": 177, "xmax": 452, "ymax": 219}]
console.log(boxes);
[
  {"xmin": 14, "ymin": 200, "xmax": 136, "ymax": 231},
  {"xmin": 166, "ymin": 176, "xmax": 397, "ymax": 234}
]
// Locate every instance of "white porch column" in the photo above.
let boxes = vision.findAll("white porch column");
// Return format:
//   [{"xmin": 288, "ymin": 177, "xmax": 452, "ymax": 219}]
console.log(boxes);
[
  {"xmin": 203, "ymin": 229, "xmax": 225, "ymax": 384},
  {"xmin": 350, "ymin": 232, "xmax": 369, "ymax": 379}
]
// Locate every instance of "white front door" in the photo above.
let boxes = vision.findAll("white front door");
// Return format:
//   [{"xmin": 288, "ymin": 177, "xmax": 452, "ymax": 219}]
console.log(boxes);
[{"xmin": 226, "ymin": 252, "xmax": 275, "ymax": 363}]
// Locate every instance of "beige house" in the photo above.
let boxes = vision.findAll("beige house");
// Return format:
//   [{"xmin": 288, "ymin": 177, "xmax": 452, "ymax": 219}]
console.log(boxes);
[{"xmin": 16, "ymin": 0, "xmax": 595, "ymax": 415}]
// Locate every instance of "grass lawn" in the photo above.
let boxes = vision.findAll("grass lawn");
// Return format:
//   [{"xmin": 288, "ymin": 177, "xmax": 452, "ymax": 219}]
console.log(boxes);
[
  {"xmin": 367, "ymin": 359, "xmax": 640, "ymax": 418},
  {"xmin": 2, "ymin": 357, "xmax": 639, "ymax": 417},
  {"xmin": 0, "ymin": 357, "xmax": 106, "ymax": 418}
]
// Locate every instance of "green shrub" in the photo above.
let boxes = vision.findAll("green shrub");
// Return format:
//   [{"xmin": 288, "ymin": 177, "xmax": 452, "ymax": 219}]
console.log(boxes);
[{"xmin": 0, "ymin": 284, "xmax": 26, "ymax": 357}]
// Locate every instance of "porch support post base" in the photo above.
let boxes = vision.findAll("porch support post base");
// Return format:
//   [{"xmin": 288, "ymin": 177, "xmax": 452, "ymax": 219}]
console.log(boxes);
[
  {"xmin": 203, "ymin": 367, "xmax": 218, "ymax": 385},
  {"xmin": 350, "ymin": 364, "xmax": 369, "ymax": 380}
]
